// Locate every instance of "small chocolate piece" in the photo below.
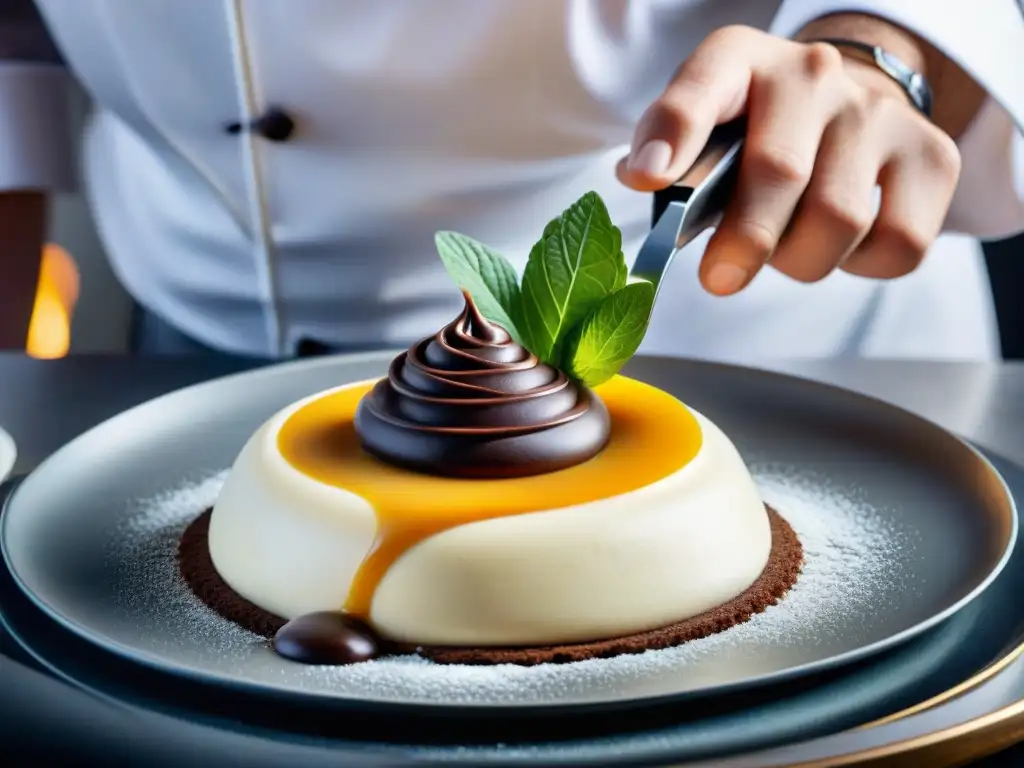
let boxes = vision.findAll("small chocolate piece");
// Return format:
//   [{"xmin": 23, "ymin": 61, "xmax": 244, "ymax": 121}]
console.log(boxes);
[
  {"xmin": 272, "ymin": 611, "xmax": 380, "ymax": 665},
  {"xmin": 353, "ymin": 291, "xmax": 611, "ymax": 478},
  {"xmin": 178, "ymin": 505, "xmax": 803, "ymax": 666}
]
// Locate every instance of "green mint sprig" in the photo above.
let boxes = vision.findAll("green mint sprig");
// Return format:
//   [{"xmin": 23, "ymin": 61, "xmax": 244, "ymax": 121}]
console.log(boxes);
[
  {"xmin": 434, "ymin": 191, "xmax": 654, "ymax": 388},
  {"xmin": 434, "ymin": 231, "xmax": 523, "ymax": 343}
]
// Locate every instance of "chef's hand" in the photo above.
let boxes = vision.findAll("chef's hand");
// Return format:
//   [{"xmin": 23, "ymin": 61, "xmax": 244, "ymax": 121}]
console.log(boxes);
[{"xmin": 618, "ymin": 18, "xmax": 981, "ymax": 296}]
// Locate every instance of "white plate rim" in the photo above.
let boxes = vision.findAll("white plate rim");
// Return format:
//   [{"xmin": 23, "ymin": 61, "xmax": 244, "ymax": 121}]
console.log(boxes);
[{"xmin": 0, "ymin": 426, "xmax": 16, "ymax": 482}]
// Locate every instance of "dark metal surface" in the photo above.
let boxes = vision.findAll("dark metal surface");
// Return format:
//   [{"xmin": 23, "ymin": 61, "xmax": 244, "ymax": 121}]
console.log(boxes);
[
  {"xmin": 632, "ymin": 119, "xmax": 744, "ymax": 302},
  {"xmin": 0, "ymin": 355, "xmax": 256, "ymax": 476}
]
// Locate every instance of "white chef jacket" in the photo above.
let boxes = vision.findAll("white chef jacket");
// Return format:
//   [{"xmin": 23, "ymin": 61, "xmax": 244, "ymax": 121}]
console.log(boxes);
[{"xmin": 2, "ymin": 0, "xmax": 1023, "ymax": 362}]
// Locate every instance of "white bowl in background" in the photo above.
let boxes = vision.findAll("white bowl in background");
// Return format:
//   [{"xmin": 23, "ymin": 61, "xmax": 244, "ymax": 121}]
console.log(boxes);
[{"xmin": 0, "ymin": 427, "xmax": 16, "ymax": 483}]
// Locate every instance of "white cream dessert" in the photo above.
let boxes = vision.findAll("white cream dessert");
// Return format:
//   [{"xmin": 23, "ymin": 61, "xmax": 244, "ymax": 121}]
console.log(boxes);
[
  {"xmin": 206, "ymin": 295, "xmax": 773, "ymax": 652},
  {"xmin": 209, "ymin": 392, "xmax": 769, "ymax": 647}
]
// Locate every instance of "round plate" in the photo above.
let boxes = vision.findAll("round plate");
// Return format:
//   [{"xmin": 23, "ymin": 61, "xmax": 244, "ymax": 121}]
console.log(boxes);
[
  {"xmin": 0, "ymin": 426, "xmax": 15, "ymax": 482},
  {"xmin": 0, "ymin": 355, "xmax": 1016, "ymax": 713},
  {"xmin": 3, "ymin": 449, "xmax": 1024, "ymax": 765}
]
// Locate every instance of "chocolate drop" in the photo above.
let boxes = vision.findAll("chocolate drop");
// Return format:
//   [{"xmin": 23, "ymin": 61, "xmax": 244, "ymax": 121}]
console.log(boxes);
[
  {"xmin": 272, "ymin": 611, "xmax": 380, "ymax": 665},
  {"xmin": 353, "ymin": 292, "xmax": 611, "ymax": 478}
]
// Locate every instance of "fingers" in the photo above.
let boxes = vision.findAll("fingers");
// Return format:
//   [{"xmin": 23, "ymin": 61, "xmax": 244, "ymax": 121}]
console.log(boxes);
[
  {"xmin": 618, "ymin": 26, "xmax": 761, "ymax": 192},
  {"xmin": 767, "ymin": 97, "xmax": 879, "ymax": 282},
  {"xmin": 698, "ymin": 43, "xmax": 849, "ymax": 294},
  {"xmin": 842, "ymin": 112, "xmax": 961, "ymax": 279},
  {"xmin": 621, "ymin": 33, "xmax": 961, "ymax": 293}
]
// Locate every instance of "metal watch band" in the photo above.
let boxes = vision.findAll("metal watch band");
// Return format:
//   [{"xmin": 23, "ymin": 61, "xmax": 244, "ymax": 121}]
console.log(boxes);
[{"xmin": 811, "ymin": 37, "xmax": 933, "ymax": 118}]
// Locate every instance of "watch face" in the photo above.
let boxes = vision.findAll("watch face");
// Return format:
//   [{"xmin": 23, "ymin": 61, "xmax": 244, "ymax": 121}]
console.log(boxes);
[
  {"xmin": 875, "ymin": 50, "xmax": 929, "ymax": 116},
  {"xmin": 876, "ymin": 49, "xmax": 901, "ymax": 75},
  {"xmin": 908, "ymin": 73, "xmax": 932, "ymax": 115}
]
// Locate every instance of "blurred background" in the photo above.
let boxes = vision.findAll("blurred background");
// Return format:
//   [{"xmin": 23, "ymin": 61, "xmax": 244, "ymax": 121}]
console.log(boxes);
[{"xmin": 31, "ymin": 81, "xmax": 1024, "ymax": 360}]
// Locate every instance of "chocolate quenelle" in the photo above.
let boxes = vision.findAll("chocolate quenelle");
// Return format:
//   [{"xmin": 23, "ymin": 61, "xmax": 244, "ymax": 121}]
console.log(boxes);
[
  {"xmin": 354, "ymin": 290, "xmax": 611, "ymax": 479},
  {"xmin": 181, "ymin": 292, "xmax": 802, "ymax": 666}
]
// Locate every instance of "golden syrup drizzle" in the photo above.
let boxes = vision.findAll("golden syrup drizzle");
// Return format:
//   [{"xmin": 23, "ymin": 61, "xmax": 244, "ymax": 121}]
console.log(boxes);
[{"xmin": 276, "ymin": 375, "xmax": 702, "ymax": 618}]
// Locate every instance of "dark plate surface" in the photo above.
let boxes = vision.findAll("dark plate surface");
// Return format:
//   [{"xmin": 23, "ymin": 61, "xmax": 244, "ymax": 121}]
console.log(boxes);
[{"xmin": 0, "ymin": 355, "xmax": 1016, "ymax": 714}]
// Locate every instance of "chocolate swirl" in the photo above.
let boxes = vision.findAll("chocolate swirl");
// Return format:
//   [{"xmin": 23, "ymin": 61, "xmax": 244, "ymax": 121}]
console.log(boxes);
[{"xmin": 354, "ymin": 291, "xmax": 611, "ymax": 478}]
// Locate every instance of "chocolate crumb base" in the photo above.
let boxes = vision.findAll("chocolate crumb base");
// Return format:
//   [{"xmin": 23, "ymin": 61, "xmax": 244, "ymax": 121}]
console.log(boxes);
[{"xmin": 178, "ymin": 505, "xmax": 802, "ymax": 666}]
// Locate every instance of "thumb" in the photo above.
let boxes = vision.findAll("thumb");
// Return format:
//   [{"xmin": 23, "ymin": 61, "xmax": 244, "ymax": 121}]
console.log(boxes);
[{"xmin": 618, "ymin": 27, "xmax": 758, "ymax": 192}]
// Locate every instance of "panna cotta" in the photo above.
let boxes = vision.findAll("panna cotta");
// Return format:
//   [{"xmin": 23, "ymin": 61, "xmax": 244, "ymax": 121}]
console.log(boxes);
[{"xmin": 206, "ymin": 295, "xmax": 773, "ymax": 651}]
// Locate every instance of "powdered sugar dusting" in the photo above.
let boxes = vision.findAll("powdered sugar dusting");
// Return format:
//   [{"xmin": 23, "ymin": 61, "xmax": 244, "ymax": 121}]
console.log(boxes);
[
  {"xmin": 112, "ymin": 471, "xmax": 266, "ymax": 664},
  {"xmin": 109, "ymin": 466, "xmax": 915, "ymax": 705}
]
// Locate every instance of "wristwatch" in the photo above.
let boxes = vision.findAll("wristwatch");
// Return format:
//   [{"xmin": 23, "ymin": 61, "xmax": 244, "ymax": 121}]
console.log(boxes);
[{"xmin": 810, "ymin": 37, "xmax": 933, "ymax": 118}]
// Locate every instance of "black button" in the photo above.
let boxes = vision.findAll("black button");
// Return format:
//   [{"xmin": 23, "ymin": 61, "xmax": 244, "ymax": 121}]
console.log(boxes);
[
  {"xmin": 253, "ymin": 108, "xmax": 295, "ymax": 142},
  {"xmin": 296, "ymin": 338, "xmax": 335, "ymax": 357},
  {"xmin": 223, "ymin": 107, "xmax": 295, "ymax": 142}
]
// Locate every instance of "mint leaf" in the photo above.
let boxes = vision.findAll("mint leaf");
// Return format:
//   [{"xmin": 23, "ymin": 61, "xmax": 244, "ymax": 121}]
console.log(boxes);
[
  {"xmin": 563, "ymin": 281, "xmax": 654, "ymax": 387},
  {"xmin": 612, "ymin": 258, "xmax": 628, "ymax": 292},
  {"xmin": 519, "ymin": 191, "xmax": 626, "ymax": 365},
  {"xmin": 435, "ymin": 232, "xmax": 523, "ymax": 340}
]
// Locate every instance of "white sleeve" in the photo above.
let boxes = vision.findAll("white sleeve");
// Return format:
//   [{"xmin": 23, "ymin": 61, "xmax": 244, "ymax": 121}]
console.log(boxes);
[
  {"xmin": 0, "ymin": 62, "xmax": 75, "ymax": 193},
  {"xmin": 769, "ymin": 0, "xmax": 1024, "ymax": 239},
  {"xmin": 0, "ymin": 0, "xmax": 76, "ymax": 193}
]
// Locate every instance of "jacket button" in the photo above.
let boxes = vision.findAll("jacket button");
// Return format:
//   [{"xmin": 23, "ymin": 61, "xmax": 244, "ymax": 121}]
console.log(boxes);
[
  {"xmin": 252, "ymin": 108, "xmax": 295, "ymax": 142},
  {"xmin": 223, "ymin": 107, "xmax": 296, "ymax": 142}
]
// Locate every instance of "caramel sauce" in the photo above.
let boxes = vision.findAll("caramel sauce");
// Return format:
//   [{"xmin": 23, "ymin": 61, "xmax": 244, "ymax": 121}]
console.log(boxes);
[{"xmin": 276, "ymin": 375, "xmax": 702, "ymax": 618}]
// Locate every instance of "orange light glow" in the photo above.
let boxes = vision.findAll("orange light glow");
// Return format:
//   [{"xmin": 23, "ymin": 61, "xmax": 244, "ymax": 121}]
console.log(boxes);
[{"xmin": 26, "ymin": 244, "xmax": 79, "ymax": 359}]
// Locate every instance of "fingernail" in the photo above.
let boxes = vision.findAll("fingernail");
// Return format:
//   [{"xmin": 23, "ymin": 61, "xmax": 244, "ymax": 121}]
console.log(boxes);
[
  {"xmin": 705, "ymin": 263, "xmax": 749, "ymax": 295},
  {"xmin": 628, "ymin": 139, "xmax": 673, "ymax": 176}
]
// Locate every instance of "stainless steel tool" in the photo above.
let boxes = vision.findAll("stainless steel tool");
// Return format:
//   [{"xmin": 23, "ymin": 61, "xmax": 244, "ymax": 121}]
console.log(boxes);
[{"xmin": 629, "ymin": 119, "xmax": 746, "ymax": 301}]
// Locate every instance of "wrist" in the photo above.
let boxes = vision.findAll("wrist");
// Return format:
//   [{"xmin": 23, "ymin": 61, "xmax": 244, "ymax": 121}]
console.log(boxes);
[
  {"xmin": 796, "ymin": 14, "xmax": 933, "ymax": 118},
  {"xmin": 794, "ymin": 12, "xmax": 985, "ymax": 139},
  {"xmin": 795, "ymin": 12, "xmax": 928, "ymax": 73},
  {"xmin": 837, "ymin": 51, "xmax": 921, "ymax": 109}
]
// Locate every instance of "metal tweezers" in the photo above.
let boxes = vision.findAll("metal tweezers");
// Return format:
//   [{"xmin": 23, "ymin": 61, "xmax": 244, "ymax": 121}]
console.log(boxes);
[{"xmin": 629, "ymin": 119, "xmax": 746, "ymax": 302}]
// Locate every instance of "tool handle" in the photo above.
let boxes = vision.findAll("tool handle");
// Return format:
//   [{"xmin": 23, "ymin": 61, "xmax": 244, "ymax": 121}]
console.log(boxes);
[{"xmin": 651, "ymin": 118, "xmax": 746, "ymax": 234}]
